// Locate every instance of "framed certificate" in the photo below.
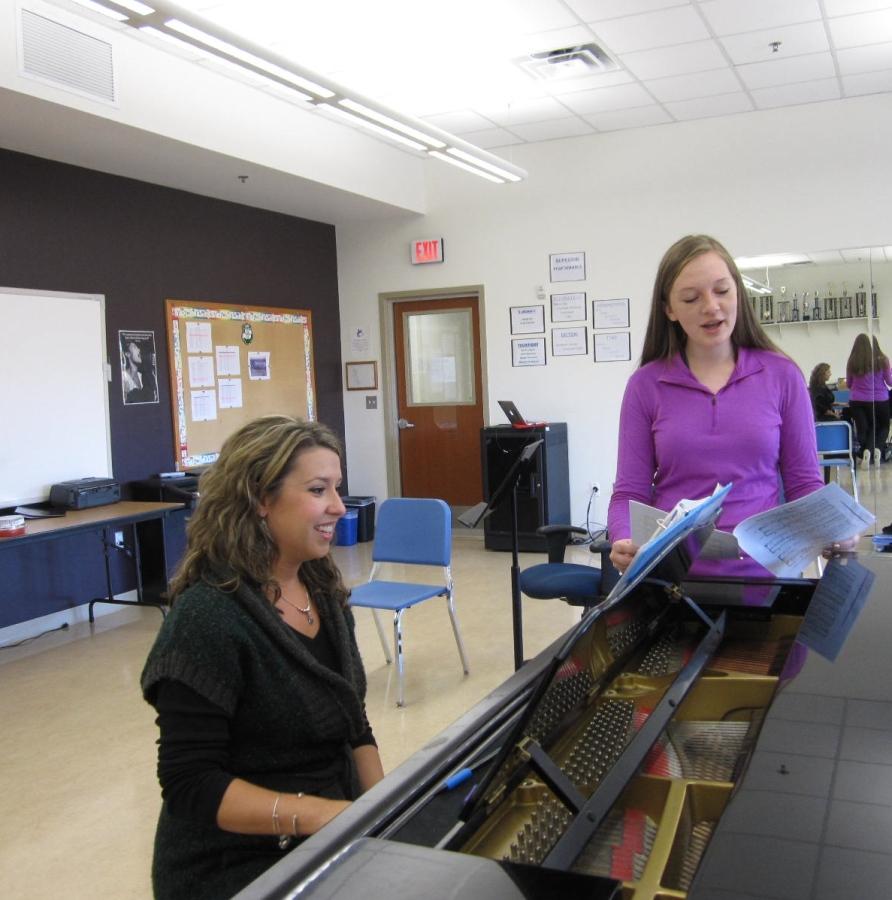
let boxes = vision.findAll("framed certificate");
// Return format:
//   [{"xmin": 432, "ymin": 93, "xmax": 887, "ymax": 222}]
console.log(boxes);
[
  {"xmin": 594, "ymin": 332, "xmax": 631, "ymax": 363},
  {"xmin": 510, "ymin": 305, "xmax": 545, "ymax": 335},
  {"xmin": 593, "ymin": 297, "xmax": 630, "ymax": 330},
  {"xmin": 345, "ymin": 360, "xmax": 378, "ymax": 390},
  {"xmin": 551, "ymin": 327, "xmax": 588, "ymax": 357},
  {"xmin": 550, "ymin": 292, "xmax": 586, "ymax": 323},
  {"xmin": 511, "ymin": 337, "xmax": 547, "ymax": 367}
]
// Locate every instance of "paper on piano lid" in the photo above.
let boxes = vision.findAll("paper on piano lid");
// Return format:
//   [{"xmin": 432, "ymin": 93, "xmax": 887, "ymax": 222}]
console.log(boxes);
[{"xmin": 630, "ymin": 482, "xmax": 874, "ymax": 579}]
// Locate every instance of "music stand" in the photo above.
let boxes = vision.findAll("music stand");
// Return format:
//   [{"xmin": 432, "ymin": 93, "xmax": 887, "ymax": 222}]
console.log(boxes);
[{"xmin": 458, "ymin": 438, "xmax": 544, "ymax": 670}]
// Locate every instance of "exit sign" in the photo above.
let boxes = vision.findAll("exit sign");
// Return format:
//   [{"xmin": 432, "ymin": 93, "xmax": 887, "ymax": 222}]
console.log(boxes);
[{"xmin": 411, "ymin": 237, "xmax": 444, "ymax": 265}]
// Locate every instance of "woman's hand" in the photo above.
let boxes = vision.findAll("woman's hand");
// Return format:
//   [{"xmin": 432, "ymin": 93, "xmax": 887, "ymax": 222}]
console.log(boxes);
[
  {"xmin": 821, "ymin": 535, "xmax": 860, "ymax": 559},
  {"xmin": 610, "ymin": 538, "xmax": 639, "ymax": 574}
]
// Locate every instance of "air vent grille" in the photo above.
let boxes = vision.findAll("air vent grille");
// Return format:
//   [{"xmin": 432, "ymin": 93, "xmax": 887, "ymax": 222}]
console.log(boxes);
[
  {"xmin": 20, "ymin": 8, "xmax": 115, "ymax": 103},
  {"xmin": 516, "ymin": 43, "xmax": 619, "ymax": 82}
]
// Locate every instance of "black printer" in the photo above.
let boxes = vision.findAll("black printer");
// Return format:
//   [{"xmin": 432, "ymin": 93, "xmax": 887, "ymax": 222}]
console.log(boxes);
[{"xmin": 49, "ymin": 477, "xmax": 121, "ymax": 509}]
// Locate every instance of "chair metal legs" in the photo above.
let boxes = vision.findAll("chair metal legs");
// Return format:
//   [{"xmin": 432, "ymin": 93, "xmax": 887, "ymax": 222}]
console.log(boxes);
[
  {"xmin": 446, "ymin": 591, "xmax": 470, "ymax": 676},
  {"xmin": 369, "ymin": 590, "xmax": 470, "ymax": 708},
  {"xmin": 369, "ymin": 609, "xmax": 392, "ymax": 663}
]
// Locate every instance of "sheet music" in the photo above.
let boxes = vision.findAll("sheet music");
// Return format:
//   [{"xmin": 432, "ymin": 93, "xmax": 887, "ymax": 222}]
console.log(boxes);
[{"xmin": 733, "ymin": 482, "xmax": 874, "ymax": 577}]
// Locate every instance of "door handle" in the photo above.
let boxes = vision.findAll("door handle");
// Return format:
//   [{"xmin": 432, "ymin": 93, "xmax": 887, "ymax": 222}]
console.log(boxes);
[{"xmin": 397, "ymin": 418, "xmax": 415, "ymax": 430}]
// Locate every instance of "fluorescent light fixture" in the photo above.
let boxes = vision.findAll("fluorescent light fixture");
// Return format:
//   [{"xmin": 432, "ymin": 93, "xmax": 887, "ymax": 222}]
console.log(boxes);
[
  {"xmin": 735, "ymin": 252, "xmax": 811, "ymax": 269},
  {"xmin": 58, "ymin": 0, "xmax": 528, "ymax": 184},
  {"xmin": 742, "ymin": 275, "xmax": 772, "ymax": 295},
  {"xmin": 69, "ymin": 0, "xmax": 128, "ymax": 20},
  {"xmin": 165, "ymin": 19, "xmax": 333, "ymax": 98},
  {"xmin": 429, "ymin": 151, "xmax": 505, "ymax": 184},
  {"xmin": 338, "ymin": 99, "xmax": 446, "ymax": 149},
  {"xmin": 322, "ymin": 106, "xmax": 428, "ymax": 152},
  {"xmin": 138, "ymin": 25, "xmax": 206, "ymax": 56},
  {"xmin": 446, "ymin": 147, "xmax": 522, "ymax": 182}
]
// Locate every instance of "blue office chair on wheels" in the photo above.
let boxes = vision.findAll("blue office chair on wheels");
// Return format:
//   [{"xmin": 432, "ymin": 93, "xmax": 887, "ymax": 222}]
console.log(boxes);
[
  {"xmin": 348, "ymin": 497, "xmax": 469, "ymax": 707},
  {"xmin": 519, "ymin": 525, "xmax": 619, "ymax": 610}
]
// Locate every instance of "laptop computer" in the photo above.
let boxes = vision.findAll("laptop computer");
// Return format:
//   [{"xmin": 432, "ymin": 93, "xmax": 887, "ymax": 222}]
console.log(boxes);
[{"xmin": 497, "ymin": 400, "xmax": 545, "ymax": 429}]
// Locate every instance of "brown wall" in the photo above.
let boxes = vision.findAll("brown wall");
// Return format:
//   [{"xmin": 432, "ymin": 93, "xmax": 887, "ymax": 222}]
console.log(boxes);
[{"xmin": 0, "ymin": 149, "xmax": 345, "ymax": 626}]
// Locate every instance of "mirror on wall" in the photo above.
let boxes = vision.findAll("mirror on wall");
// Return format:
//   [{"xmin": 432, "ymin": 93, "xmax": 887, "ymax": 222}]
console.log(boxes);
[{"xmin": 739, "ymin": 245, "xmax": 892, "ymax": 541}]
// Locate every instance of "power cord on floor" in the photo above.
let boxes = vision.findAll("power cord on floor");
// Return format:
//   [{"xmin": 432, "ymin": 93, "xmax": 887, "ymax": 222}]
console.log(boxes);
[{"xmin": 0, "ymin": 621, "xmax": 69, "ymax": 650}]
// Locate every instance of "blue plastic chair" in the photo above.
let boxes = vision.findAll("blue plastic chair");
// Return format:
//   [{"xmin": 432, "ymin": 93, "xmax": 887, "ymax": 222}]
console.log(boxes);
[
  {"xmin": 816, "ymin": 421, "xmax": 858, "ymax": 503},
  {"xmin": 349, "ymin": 498, "xmax": 469, "ymax": 707}
]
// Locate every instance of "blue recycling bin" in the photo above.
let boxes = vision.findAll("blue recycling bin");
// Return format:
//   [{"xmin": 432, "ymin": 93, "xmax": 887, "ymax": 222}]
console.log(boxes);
[
  {"xmin": 335, "ymin": 509, "xmax": 358, "ymax": 546},
  {"xmin": 341, "ymin": 496, "xmax": 376, "ymax": 542}
]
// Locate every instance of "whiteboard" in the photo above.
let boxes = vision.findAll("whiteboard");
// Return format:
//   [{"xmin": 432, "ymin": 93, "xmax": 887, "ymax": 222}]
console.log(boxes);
[{"xmin": 0, "ymin": 288, "xmax": 112, "ymax": 506}]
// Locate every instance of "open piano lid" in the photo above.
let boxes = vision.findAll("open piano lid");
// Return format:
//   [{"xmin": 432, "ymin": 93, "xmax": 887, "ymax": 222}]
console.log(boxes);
[{"xmin": 452, "ymin": 484, "xmax": 731, "ymax": 838}]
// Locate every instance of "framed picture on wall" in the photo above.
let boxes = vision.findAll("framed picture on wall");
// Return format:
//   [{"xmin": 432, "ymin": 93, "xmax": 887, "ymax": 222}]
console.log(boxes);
[
  {"xmin": 345, "ymin": 360, "xmax": 378, "ymax": 390},
  {"xmin": 119, "ymin": 330, "xmax": 159, "ymax": 405},
  {"xmin": 510, "ymin": 304, "xmax": 545, "ymax": 334}
]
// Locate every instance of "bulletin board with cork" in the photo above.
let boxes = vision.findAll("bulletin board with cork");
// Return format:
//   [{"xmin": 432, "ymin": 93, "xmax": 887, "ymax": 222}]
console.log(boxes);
[{"xmin": 165, "ymin": 299, "xmax": 316, "ymax": 470}]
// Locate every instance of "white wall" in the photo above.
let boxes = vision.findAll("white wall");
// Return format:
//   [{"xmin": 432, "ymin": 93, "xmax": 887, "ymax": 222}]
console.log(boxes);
[{"xmin": 337, "ymin": 93, "xmax": 892, "ymax": 527}]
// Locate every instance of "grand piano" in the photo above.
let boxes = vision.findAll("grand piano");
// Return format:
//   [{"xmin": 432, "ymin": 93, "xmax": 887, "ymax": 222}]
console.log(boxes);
[{"xmin": 236, "ymin": 492, "xmax": 884, "ymax": 900}]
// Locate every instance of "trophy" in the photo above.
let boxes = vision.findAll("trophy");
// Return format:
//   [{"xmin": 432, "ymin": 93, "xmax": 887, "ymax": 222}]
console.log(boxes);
[
  {"xmin": 791, "ymin": 292, "xmax": 800, "ymax": 322},
  {"xmin": 803, "ymin": 291, "xmax": 811, "ymax": 321},
  {"xmin": 813, "ymin": 289, "xmax": 821, "ymax": 320},
  {"xmin": 856, "ymin": 284, "xmax": 867, "ymax": 318},
  {"xmin": 872, "ymin": 284, "xmax": 878, "ymax": 319}
]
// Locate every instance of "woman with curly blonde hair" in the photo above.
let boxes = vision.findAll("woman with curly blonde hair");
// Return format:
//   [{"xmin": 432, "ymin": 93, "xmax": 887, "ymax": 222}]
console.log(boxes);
[{"xmin": 142, "ymin": 415, "xmax": 382, "ymax": 900}]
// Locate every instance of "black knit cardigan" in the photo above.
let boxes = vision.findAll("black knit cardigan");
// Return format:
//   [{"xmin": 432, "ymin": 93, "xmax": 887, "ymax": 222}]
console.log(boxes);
[{"xmin": 141, "ymin": 577, "xmax": 370, "ymax": 900}]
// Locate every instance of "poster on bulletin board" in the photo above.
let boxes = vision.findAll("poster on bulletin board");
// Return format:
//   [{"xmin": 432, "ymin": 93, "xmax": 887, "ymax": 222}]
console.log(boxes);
[{"xmin": 165, "ymin": 299, "xmax": 316, "ymax": 469}]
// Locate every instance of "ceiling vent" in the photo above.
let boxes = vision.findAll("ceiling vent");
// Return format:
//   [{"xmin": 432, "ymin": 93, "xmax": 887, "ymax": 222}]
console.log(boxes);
[
  {"xmin": 516, "ymin": 43, "xmax": 619, "ymax": 82},
  {"xmin": 19, "ymin": 8, "xmax": 116, "ymax": 103}
]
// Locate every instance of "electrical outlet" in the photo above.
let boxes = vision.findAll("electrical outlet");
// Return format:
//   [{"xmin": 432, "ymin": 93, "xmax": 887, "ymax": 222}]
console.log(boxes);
[
  {"xmin": 113, "ymin": 530, "xmax": 125, "ymax": 549},
  {"xmin": 592, "ymin": 482, "xmax": 600, "ymax": 495}
]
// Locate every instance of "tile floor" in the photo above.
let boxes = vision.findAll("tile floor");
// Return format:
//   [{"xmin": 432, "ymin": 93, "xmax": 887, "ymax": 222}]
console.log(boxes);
[{"xmin": 1, "ymin": 465, "xmax": 890, "ymax": 899}]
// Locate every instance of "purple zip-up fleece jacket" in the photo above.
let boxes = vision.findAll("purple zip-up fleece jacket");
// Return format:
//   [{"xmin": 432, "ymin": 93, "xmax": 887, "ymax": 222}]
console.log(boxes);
[{"xmin": 607, "ymin": 347, "xmax": 824, "ymax": 541}]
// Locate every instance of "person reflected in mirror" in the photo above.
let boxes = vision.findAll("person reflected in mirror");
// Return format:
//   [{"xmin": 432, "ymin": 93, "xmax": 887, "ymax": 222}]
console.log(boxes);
[
  {"xmin": 141, "ymin": 416, "xmax": 384, "ymax": 900},
  {"xmin": 846, "ymin": 333, "xmax": 892, "ymax": 469},
  {"xmin": 607, "ymin": 235, "xmax": 858, "ymax": 578},
  {"xmin": 809, "ymin": 363, "xmax": 841, "ymax": 422}
]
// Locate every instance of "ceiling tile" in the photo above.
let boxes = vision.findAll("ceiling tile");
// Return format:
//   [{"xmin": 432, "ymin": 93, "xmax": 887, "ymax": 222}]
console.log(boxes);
[
  {"xmin": 422, "ymin": 110, "xmax": 498, "ymax": 134},
  {"xmin": 824, "ymin": 0, "xmax": 892, "ymax": 15},
  {"xmin": 559, "ymin": 82, "xmax": 656, "ymax": 113},
  {"xmin": 663, "ymin": 91, "xmax": 754, "ymax": 120},
  {"xmin": 583, "ymin": 105, "xmax": 674, "ymax": 130},
  {"xmin": 720, "ymin": 21, "xmax": 830, "ymax": 64},
  {"xmin": 623, "ymin": 39, "xmax": 729, "ymax": 79},
  {"xmin": 829, "ymin": 9, "xmax": 892, "ymax": 48},
  {"xmin": 543, "ymin": 69, "xmax": 637, "ymax": 95},
  {"xmin": 509, "ymin": 0, "xmax": 582, "ymax": 32},
  {"xmin": 589, "ymin": 6, "xmax": 709, "ymax": 54},
  {"xmin": 520, "ymin": 25, "xmax": 601, "ymax": 54},
  {"xmin": 478, "ymin": 96, "xmax": 578, "ymax": 125},
  {"xmin": 645, "ymin": 67, "xmax": 741, "ymax": 101},
  {"xmin": 843, "ymin": 68, "xmax": 892, "ymax": 93},
  {"xmin": 454, "ymin": 128, "xmax": 526, "ymax": 149},
  {"xmin": 506, "ymin": 117, "xmax": 597, "ymax": 142},
  {"xmin": 567, "ymin": 0, "xmax": 688, "ymax": 22},
  {"xmin": 699, "ymin": 0, "xmax": 822, "ymax": 36},
  {"xmin": 751, "ymin": 77, "xmax": 841, "ymax": 108},
  {"xmin": 836, "ymin": 41, "xmax": 892, "ymax": 74},
  {"xmin": 737, "ymin": 52, "xmax": 837, "ymax": 90}
]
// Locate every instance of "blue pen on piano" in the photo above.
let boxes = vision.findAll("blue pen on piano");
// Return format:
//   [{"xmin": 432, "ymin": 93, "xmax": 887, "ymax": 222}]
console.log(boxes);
[{"xmin": 443, "ymin": 767, "xmax": 473, "ymax": 791}]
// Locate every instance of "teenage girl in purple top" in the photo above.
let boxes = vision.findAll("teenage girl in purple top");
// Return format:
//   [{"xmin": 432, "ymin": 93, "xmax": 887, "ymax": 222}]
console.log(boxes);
[
  {"xmin": 607, "ymin": 234, "xmax": 856, "ymax": 576},
  {"xmin": 845, "ymin": 333, "xmax": 892, "ymax": 468}
]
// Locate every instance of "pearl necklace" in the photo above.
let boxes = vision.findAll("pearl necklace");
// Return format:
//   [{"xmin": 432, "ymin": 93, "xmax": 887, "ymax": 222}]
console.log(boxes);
[{"xmin": 278, "ymin": 585, "xmax": 315, "ymax": 625}]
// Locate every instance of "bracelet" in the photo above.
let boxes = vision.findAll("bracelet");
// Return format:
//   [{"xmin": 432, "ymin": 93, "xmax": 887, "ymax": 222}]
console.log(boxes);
[
  {"xmin": 292, "ymin": 792, "xmax": 304, "ymax": 836},
  {"xmin": 271, "ymin": 793, "xmax": 282, "ymax": 836}
]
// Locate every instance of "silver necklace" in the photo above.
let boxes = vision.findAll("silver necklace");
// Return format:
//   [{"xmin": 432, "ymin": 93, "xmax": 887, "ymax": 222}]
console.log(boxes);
[{"xmin": 279, "ymin": 587, "xmax": 315, "ymax": 625}]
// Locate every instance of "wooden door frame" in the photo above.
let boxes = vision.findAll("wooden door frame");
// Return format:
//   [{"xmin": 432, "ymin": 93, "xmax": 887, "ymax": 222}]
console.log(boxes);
[{"xmin": 378, "ymin": 285, "xmax": 488, "ymax": 499}]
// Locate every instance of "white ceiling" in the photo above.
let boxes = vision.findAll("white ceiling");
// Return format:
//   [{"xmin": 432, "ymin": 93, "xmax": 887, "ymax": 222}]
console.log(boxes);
[{"xmin": 152, "ymin": 0, "xmax": 892, "ymax": 150}]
